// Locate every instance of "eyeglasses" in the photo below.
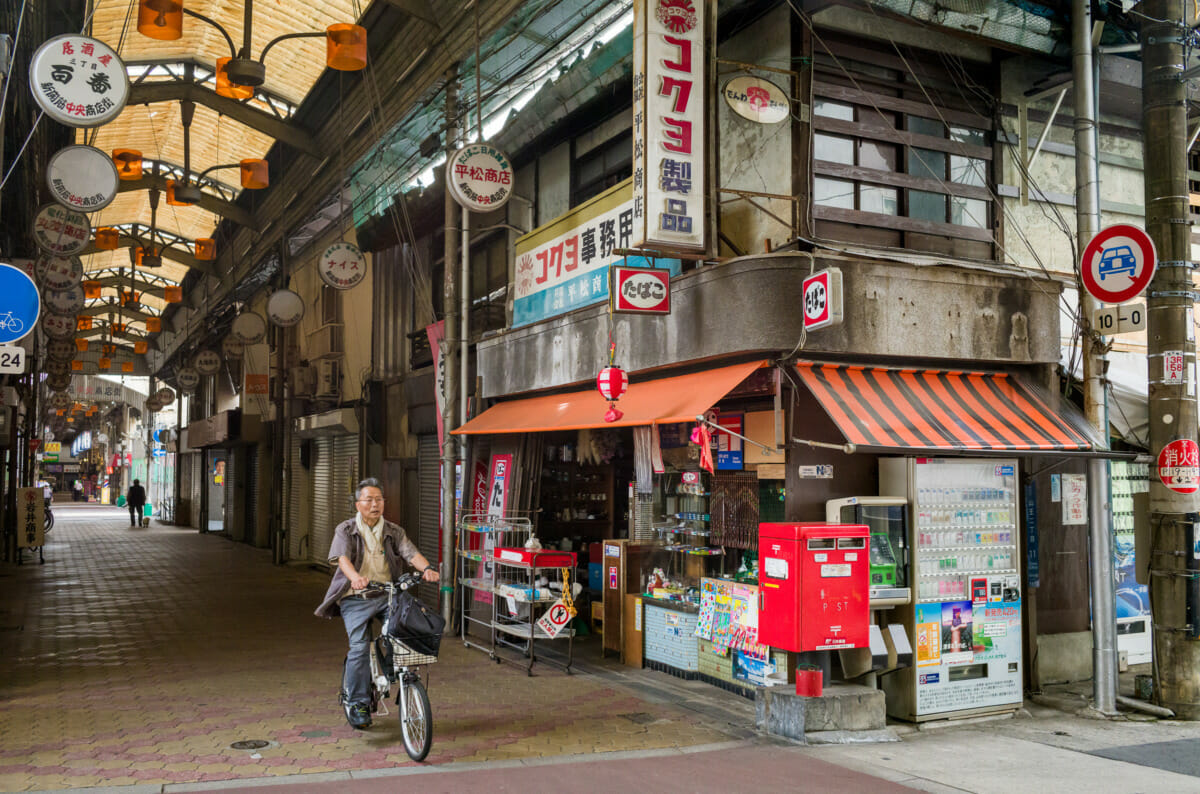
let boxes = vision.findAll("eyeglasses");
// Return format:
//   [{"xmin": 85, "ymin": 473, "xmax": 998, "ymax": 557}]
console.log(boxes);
[{"xmin": 357, "ymin": 497, "xmax": 385, "ymax": 504}]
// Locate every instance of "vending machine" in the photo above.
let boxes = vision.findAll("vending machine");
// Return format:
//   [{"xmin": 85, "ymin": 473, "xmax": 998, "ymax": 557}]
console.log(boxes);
[{"xmin": 879, "ymin": 457, "xmax": 1023, "ymax": 721}]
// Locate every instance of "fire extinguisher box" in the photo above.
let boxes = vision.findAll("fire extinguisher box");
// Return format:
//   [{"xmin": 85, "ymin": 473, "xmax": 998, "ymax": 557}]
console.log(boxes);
[{"xmin": 758, "ymin": 523, "xmax": 870, "ymax": 652}]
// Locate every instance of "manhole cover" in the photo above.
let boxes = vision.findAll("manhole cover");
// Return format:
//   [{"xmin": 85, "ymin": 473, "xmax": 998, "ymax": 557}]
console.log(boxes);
[
  {"xmin": 619, "ymin": 712, "xmax": 655, "ymax": 724},
  {"xmin": 230, "ymin": 740, "xmax": 270, "ymax": 750}
]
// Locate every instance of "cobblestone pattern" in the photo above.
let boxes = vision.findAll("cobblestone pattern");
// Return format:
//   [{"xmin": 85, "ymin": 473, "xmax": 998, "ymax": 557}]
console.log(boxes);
[{"xmin": 0, "ymin": 507, "xmax": 734, "ymax": 790}]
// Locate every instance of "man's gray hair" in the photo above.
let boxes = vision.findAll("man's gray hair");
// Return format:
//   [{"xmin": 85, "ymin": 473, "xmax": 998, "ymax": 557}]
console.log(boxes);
[{"xmin": 354, "ymin": 477, "xmax": 383, "ymax": 502}]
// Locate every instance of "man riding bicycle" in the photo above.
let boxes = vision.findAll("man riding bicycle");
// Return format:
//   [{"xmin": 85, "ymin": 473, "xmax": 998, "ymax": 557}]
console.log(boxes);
[{"xmin": 314, "ymin": 477, "xmax": 439, "ymax": 729}]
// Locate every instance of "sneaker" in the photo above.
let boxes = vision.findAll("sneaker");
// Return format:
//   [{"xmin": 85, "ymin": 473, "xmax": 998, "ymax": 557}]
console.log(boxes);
[{"xmin": 346, "ymin": 702, "xmax": 372, "ymax": 729}]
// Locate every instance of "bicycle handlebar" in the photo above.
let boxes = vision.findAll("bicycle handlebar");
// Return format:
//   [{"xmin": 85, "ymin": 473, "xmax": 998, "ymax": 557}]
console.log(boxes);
[{"xmin": 363, "ymin": 571, "xmax": 423, "ymax": 594}]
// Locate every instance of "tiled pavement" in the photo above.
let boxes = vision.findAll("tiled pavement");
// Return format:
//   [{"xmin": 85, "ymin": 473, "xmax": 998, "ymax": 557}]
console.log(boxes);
[{"xmin": 0, "ymin": 504, "xmax": 755, "ymax": 791}]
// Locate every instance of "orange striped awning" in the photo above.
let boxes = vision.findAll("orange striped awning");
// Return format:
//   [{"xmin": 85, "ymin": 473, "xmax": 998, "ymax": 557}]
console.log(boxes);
[
  {"xmin": 795, "ymin": 361, "xmax": 1093, "ymax": 453},
  {"xmin": 453, "ymin": 360, "xmax": 768, "ymax": 435}
]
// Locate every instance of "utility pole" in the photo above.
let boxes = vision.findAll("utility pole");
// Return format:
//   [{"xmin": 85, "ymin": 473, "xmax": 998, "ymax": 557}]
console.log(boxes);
[
  {"xmin": 1143, "ymin": 0, "xmax": 1200, "ymax": 718},
  {"xmin": 440, "ymin": 70, "xmax": 460, "ymax": 623},
  {"xmin": 1072, "ymin": 0, "xmax": 1118, "ymax": 716}
]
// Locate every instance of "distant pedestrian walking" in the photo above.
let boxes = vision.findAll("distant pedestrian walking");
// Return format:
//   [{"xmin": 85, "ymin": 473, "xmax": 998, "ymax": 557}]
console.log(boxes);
[
  {"xmin": 127, "ymin": 480, "xmax": 146, "ymax": 527},
  {"xmin": 73, "ymin": 479, "xmax": 83, "ymax": 502}
]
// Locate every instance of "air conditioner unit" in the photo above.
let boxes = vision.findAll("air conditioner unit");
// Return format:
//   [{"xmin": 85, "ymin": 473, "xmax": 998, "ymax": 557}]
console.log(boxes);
[
  {"xmin": 315, "ymin": 359, "xmax": 340, "ymax": 398},
  {"xmin": 291, "ymin": 366, "xmax": 315, "ymax": 397},
  {"xmin": 307, "ymin": 324, "xmax": 344, "ymax": 359}
]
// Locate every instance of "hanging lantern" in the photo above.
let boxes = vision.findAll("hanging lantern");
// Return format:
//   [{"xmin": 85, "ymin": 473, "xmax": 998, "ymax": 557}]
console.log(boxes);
[
  {"xmin": 163, "ymin": 286, "xmax": 182, "ymax": 303},
  {"xmin": 76, "ymin": 316, "xmax": 92, "ymax": 331},
  {"xmin": 56, "ymin": 409, "xmax": 65, "ymax": 416},
  {"xmin": 195, "ymin": 238, "xmax": 216, "ymax": 260},
  {"xmin": 596, "ymin": 365, "xmax": 628, "ymax": 423},
  {"xmin": 165, "ymin": 179, "xmax": 194, "ymax": 206},
  {"xmin": 74, "ymin": 338, "xmax": 89, "ymax": 352},
  {"xmin": 112, "ymin": 323, "xmax": 127, "ymax": 335},
  {"xmin": 97, "ymin": 357, "xmax": 111, "ymax": 370},
  {"xmin": 121, "ymin": 362, "xmax": 135, "ymax": 373},
  {"xmin": 137, "ymin": 0, "xmax": 183, "ymax": 40},
  {"xmin": 83, "ymin": 280, "xmax": 102, "ymax": 300},
  {"xmin": 239, "ymin": 159, "xmax": 269, "ymax": 190},
  {"xmin": 112, "ymin": 149, "xmax": 143, "ymax": 180},
  {"xmin": 145, "ymin": 316, "xmax": 162, "ymax": 333},
  {"xmin": 326, "ymin": 24, "xmax": 368, "ymax": 71},
  {"xmin": 215, "ymin": 57, "xmax": 254, "ymax": 99},
  {"xmin": 94, "ymin": 227, "xmax": 119, "ymax": 250},
  {"xmin": 134, "ymin": 340, "xmax": 148, "ymax": 354},
  {"xmin": 71, "ymin": 361, "xmax": 83, "ymax": 371},
  {"xmin": 120, "ymin": 290, "xmax": 139, "ymax": 306}
]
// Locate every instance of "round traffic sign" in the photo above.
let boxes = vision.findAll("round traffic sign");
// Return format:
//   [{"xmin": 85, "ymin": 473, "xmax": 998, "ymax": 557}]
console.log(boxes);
[
  {"xmin": 0, "ymin": 263, "xmax": 41, "ymax": 344},
  {"xmin": 1158, "ymin": 438, "xmax": 1199, "ymax": 494},
  {"xmin": 1080, "ymin": 224, "xmax": 1156, "ymax": 304}
]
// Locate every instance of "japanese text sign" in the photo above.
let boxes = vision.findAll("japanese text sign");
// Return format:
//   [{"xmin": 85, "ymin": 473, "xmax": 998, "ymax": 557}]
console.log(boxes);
[
  {"xmin": 611, "ymin": 264, "xmax": 671, "ymax": 314},
  {"xmin": 633, "ymin": 0, "xmax": 708, "ymax": 253},
  {"xmin": 447, "ymin": 144, "xmax": 513, "ymax": 212},
  {"xmin": 319, "ymin": 242, "xmax": 368, "ymax": 289},
  {"xmin": 33, "ymin": 204, "xmax": 90, "ymax": 256},
  {"xmin": 1159, "ymin": 438, "xmax": 1199, "ymax": 494},
  {"xmin": 29, "ymin": 35, "xmax": 129, "ymax": 127}
]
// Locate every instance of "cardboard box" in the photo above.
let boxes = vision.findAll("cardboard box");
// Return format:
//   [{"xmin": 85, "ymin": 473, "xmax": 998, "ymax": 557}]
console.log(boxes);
[{"xmin": 623, "ymin": 593, "xmax": 643, "ymax": 668}]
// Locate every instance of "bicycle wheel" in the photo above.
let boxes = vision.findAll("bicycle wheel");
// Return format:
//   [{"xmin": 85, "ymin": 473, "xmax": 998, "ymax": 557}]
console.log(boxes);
[
  {"xmin": 44, "ymin": 510, "xmax": 53, "ymax": 533},
  {"xmin": 398, "ymin": 675, "xmax": 432, "ymax": 761}
]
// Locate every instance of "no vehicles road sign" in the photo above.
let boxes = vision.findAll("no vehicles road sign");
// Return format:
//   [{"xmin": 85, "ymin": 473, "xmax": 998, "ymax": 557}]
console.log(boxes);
[{"xmin": 1080, "ymin": 225, "xmax": 1156, "ymax": 305}]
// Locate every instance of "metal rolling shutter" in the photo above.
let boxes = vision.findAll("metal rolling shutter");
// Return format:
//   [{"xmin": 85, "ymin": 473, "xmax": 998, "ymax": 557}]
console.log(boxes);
[
  {"xmin": 416, "ymin": 435, "xmax": 440, "ymax": 605},
  {"xmin": 178, "ymin": 452, "xmax": 193, "ymax": 526},
  {"xmin": 309, "ymin": 437, "xmax": 336, "ymax": 566},
  {"xmin": 332, "ymin": 433, "xmax": 358, "ymax": 524},
  {"xmin": 224, "ymin": 449, "xmax": 237, "ymax": 537},
  {"xmin": 245, "ymin": 446, "xmax": 259, "ymax": 545},
  {"xmin": 287, "ymin": 436, "xmax": 311, "ymax": 562},
  {"xmin": 189, "ymin": 452, "xmax": 203, "ymax": 529}
]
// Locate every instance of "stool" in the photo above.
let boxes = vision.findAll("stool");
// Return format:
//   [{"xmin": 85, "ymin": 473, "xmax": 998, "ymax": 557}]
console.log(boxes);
[{"xmin": 590, "ymin": 602, "xmax": 604, "ymax": 633}]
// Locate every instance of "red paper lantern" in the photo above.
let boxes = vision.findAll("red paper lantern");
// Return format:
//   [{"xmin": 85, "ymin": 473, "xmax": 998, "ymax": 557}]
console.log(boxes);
[{"xmin": 597, "ymin": 366, "xmax": 628, "ymax": 422}]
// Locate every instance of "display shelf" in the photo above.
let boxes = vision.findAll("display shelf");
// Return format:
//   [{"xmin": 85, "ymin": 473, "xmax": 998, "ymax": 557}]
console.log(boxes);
[
  {"xmin": 493, "ymin": 620, "xmax": 577, "ymax": 640},
  {"xmin": 456, "ymin": 513, "xmax": 532, "ymax": 657},
  {"xmin": 492, "ymin": 549, "xmax": 577, "ymax": 675},
  {"xmin": 538, "ymin": 462, "xmax": 615, "ymax": 541}
]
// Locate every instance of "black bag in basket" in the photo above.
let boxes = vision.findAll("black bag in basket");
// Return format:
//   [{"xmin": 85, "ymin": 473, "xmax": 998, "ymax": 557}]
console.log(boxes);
[{"xmin": 385, "ymin": 589, "xmax": 445, "ymax": 657}]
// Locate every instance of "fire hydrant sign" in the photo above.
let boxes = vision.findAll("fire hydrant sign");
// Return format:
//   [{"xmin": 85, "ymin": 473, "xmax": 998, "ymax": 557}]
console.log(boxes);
[
  {"xmin": 1080, "ymin": 224, "xmax": 1156, "ymax": 305},
  {"xmin": 535, "ymin": 598, "xmax": 573, "ymax": 638},
  {"xmin": 1158, "ymin": 438, "xmax": 1199, "ymax": 494},
  {"xmin": 802, "ymin": 268, "xmax": 843, "ymax": 331}
]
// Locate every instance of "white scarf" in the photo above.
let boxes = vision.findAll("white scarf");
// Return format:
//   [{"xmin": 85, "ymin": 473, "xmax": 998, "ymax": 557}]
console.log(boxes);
[{"xmin": 356, "ymin": 512, "xmax": 383, "ymax": 555}]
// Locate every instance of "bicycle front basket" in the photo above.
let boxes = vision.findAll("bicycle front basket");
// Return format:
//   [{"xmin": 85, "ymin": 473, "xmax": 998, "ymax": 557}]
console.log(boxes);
[{"xmin": 384, "ymin": 590, "xmax": 445, "ymax": 657}]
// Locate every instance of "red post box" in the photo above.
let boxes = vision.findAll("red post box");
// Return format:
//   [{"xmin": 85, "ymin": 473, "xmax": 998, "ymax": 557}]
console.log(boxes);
[{"xmin": 758, "ymin": 523, "xmax": 870, "ymax": 652}]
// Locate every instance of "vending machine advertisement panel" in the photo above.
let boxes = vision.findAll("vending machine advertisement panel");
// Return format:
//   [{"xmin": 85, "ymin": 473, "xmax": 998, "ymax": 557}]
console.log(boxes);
[{"xmin": 881, "ymin": 457, "xmax": 1023, "ymax": 720}]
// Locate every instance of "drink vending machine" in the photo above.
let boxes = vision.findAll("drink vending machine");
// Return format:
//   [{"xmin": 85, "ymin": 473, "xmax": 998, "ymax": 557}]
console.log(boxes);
[{"xmin": 878, "ymin": 457, "xmax": 1023, "ymax": 721}]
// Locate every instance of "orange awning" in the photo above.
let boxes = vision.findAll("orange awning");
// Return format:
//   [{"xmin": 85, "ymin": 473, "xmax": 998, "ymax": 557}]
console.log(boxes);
[
  {"xmin": 795, "ymin": 360, "xmax": 1094, "ymax": 453},
  {"xmin": 453, "ymin": 360, "xmax": 768, "ymax": 435}
]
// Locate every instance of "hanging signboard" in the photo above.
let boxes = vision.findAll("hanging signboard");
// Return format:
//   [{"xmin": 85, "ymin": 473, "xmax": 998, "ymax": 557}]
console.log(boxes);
[
  {"xmin": 221, "ymin": 336, "xmax": 245, "ymax": 358},
  {"xmin": 1158, "ymin": 438, "xmax": 1199, "ymax": 494},
  {"xmin": 34, "ymin": 254, "xmax": 84, "ymax": 290},
  {"xmin": 29, "ymin": 35, "xmax": 129, "ymax": 127},
  {"xmin": 446, "ymin": 143, "xmax": 514, "ymax": 212},
  {"xmin": 610, "ymin": 264, "xmax": 671, "ymax": 314},
  {"xmin": 802, "ymin": 268, "xmax": 844, "ymax": 331},
  {"xmin": 41, "ymin": 313, "xmax": 74, "ymax": 339},
  {"xmin": 513, "ymin": 180, "xmax": 682, "ymax": 327},
  {"xmin": 722, "ymin": 75, "xmax": 789, "ymax": 124},
  {"xmin": 318, "ymin": 242, "xmax": 368, "ymax": 289},
  {"xmin": 42, "ymin": 285, "xmax": 85, "ymax": 315},
  {"xmin": 46, "ymin": 145, "xmax": 120, "ymax": 212},
  {"xmin": 0, "ymin": 263, "xmax": 41, "ymax": 344},
  {"xmin": 1080, "ymin": 224, "xmax": 1156, "ymax": 305},
  {"xmin": 176, "ymin": 367, "xmax": 200, "ymax": 392},
  {"xmin": 33, "ymin": 204, "xmax": 90, "ymax": 256},
  {"xmin": 266, "ymin": 289, "xmax": 304, "ymax": 327},
  {"xmin": 632, "ymin": 0, "xmax": 709, "ymax": 253},
  {"xmin": 231, "ymin": 311, "xmax": 266, "ymax": 343},
  {"xmin": 194, "ymin": 350, "xmax": 221, "ymax": 375}
]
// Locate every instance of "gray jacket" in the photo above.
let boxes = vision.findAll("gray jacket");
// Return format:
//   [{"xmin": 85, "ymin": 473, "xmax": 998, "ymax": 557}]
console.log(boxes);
[{"xmin": 314, "ymin": 516, "xmax": 421, "ymax": 618}]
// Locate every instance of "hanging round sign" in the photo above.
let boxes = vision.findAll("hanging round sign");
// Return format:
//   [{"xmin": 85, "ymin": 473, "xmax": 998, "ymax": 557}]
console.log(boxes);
[
  {"xmin": 266, "ymin": 289, "xmax": 304, "ymax": 327},
  {"xmin": 51, "ymin": 391, "xmax": 73, "ymax": 409},
  {"xmin": 155, "ymin": 387, "xmax": 176, "ymax": 403},
  {"xmin": 145, "ymin": 396, "xmax": 163, "ymax": 413},
  {"xmin": 46, "ymin": 145, "xmax": 120, "ymax": 212},
  {"xmin": 231, "ymin": 310, "xmax": 266, "ymax": 342},
  {"xmin": 34, "ymin": 253, "xmax": 84, "ymax": 290},
  {"xmin": 46, "ymin": 338, "xmax": 75, "ymax": 361},
  {"xmin": 319, "ymin": 241, "xmax": 368, "ymax": 289},
  {"xmin": 194, "ymin": 350, "xmax": 221, "ymax": 375},
  {"xmin": 45, "ymin": 358, "xmax": 71, "ymax": 375},
  {"xmin": 446, "ymin": 143, "xmax": 514, "ymax": 212},
  {"xmin": 33, "ymin": 204, "xmax": 90, "ymax": 256},
  {"xmin": 1080, "ymin": 224, "xmax": 1157, "ymax": 305},
  {"xmin": 176, "ymin": 367, "xmax": 200, "ymax": 392},
  {"xmin": 29, "ymin": 34, "xmax": 129, "ymax": 128},
  {"xmin": 722, "ymin": 76, "xmax": 790, "ymax": 124},
  {"xmin": 42, "ymin": 284, "xmax": 85, "ymax": 315},
  {"xmin": 1158, "ymin": 438, "xmax": 1199, "ymax": 494},
  {"xmin": 221, "ymin": 336, "xmax": 245, "ymax": 358},
  {"xmin": 0, "ymin": 263, "xmax": 41, "ymax": 344},
  {"xmin": 48, "ymin": 374, "xmax": 73, "ymax": 393},
  {"xmin": 41, "ymin": 313, "xmax": 75, "ymax": 339}
]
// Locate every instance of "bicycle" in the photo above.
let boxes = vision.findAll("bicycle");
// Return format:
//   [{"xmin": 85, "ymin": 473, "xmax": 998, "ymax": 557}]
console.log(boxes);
[
  {"xmin": 44, "ymin": 506, "xmax": 54, "ymax": 534},
  {"xmin": 342, "ymin": 572, "xmax": 440, "ymax": 761},
  {"xmin": 0, "ymin": 312, "xmax": 24, "ymax": 334}
]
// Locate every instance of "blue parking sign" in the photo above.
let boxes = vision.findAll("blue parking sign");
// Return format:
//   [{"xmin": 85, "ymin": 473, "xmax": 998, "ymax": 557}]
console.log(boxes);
[{"xmin": 0, "ymin": 264, "xmax": 41, "ymax": 344}]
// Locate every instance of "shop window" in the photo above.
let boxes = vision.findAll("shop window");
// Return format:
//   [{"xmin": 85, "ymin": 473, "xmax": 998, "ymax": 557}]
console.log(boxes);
[
  {"xmin": 320, "ymin": 284, "xmax": 342, "ymax": 325},
  {"xmin": 572, "ymin": 129, "xmax": 632, "ymax": 207}
]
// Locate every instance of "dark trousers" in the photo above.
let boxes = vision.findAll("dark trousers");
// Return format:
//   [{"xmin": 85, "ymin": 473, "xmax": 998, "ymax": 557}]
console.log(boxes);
[{"xmin": 129, "ymin": 504, "xmax": 143, "ymax": 525}]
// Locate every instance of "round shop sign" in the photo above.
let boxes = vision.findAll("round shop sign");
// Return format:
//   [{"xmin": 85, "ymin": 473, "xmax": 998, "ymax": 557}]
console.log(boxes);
[
  {"xmin": 1080, "ymin": 224, "xmax": 1157, "ymax": 305},
  {"xmin": 194, "ymin": 350, "xmax": 221, "ymax": 375},
  {"xmin": 145, "ymin": 396, "xmax": 163, "ymax": 413},
  {"xmin": 46, "ymin": 145, "xmax": 120, "ymax": 212},
  {"xmin": 41, "ymin": 313, "xmax": 75, "ymax": 339},
  {"xmin": 45, "ymin": 357, "xmax": 71, "ymax": 375},
  {"xmin": 47, "ymin": 373, "xmax": 72, "ymax": 391},
  {"xmin": 723, "ymin": 76, "xmax": 790, "ymax": 124},
  {"xmin": 319, "ymin": 241, "xmax": 368, "ymax": 289},
  {"xmin": 1158, "ymin": 438, "xmax": 1200, "ymax": 494},
  {"xmin": 221, "ymin": 336, "xmax": 244, "ymax": 358},
  {"xmin": 155, "ymin": 387, "xmax": 176, "ymax": 403},
  {"xmin": 231, "ymin": 310, "xmax": 266, "ymax": 343},
  {"xmin": 266, "ymin": 289, "xmax": 304, "ymax": 327},
  {"xmin": 33, "ymin": 204, "xmax": 90, "ymax": 256},
  {"xmin": 42, "ymin": 284, "xmax": 85, "ymax": 315},
  {"xmin": 446, "ymin": 143, "xmax": 514, "ymax": 212},
  {"xmin": 0, "ymin": 263, "xmax": 41, "ymax": 344},
  {"xmin": 29, "ymin": 34, "xmax": 129, "ymax": 128},
  {"xmin": 34, "ymin": 254, "xmax": 84, "ymax": 290},
  {"xmin": 46, "ymin": 338, "xmax": 75, "ymax": 361},
  {"xmin": 51, "ymin": 391, "xmax": 72, "ymax": 409},
  {"xmin": 176, "ymin": 367, "xmax": 200, "ymax": 392}
]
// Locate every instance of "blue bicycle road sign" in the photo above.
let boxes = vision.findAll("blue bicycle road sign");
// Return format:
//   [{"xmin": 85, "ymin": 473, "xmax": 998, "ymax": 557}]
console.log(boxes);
[{"xmin": 0, "ymin": 263, "xmax": 41, "ymax": 345}]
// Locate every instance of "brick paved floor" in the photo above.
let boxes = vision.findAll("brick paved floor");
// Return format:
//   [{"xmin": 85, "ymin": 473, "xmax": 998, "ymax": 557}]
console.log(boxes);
[{"xmin": 0, "ymin": 506, "xmax": 745, "ymax": 791}]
